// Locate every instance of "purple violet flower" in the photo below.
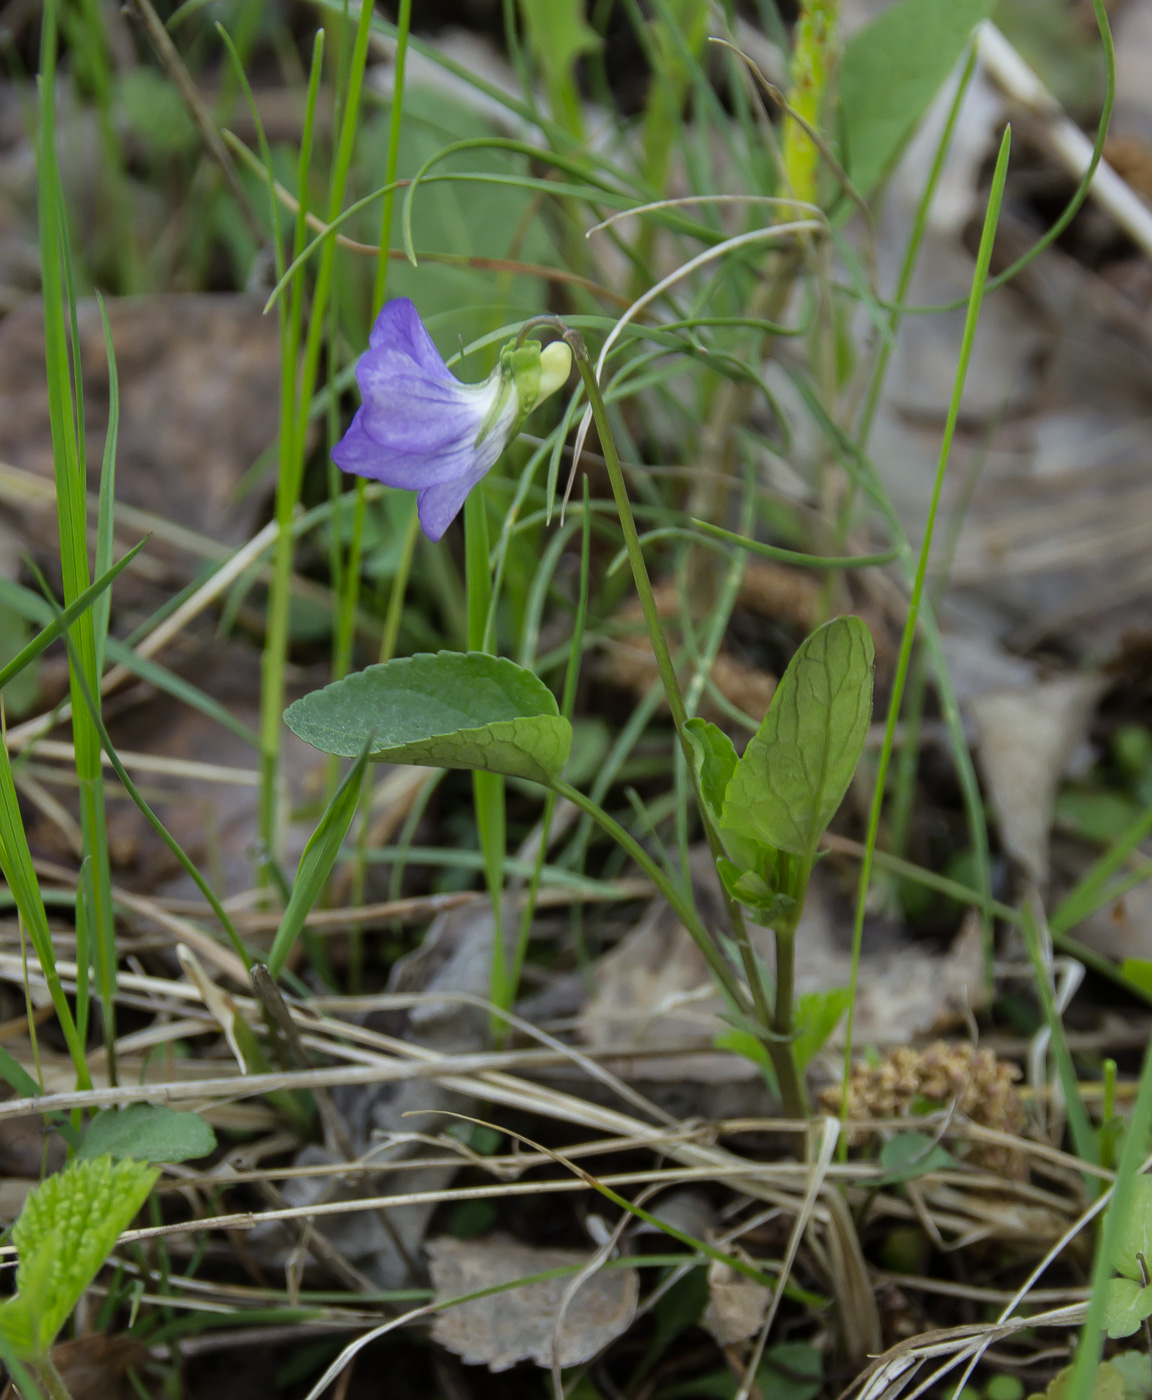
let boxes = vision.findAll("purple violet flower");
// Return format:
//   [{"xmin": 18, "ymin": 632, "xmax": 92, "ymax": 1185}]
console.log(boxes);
[{"xmin": 332, "ymin": 298, "xmax": 572, "ymax": 541}]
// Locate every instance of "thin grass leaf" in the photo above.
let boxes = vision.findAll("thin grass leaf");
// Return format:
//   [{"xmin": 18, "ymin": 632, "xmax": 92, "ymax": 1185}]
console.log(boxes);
[
  {"xmin": 839, "ymin": 128, "xmax": 1014, "ymax": 1126},
  {"xmin": 0, "ymin": 726, "xmax": 91, "ymax": 1089},
  {"xmin": 266, "ymin": 741, "xmax": 371, "ymax": 976},
  {"xmin": 0, "ymin": 543, "xmax": 143, "ymax": 696},
  {"xmin": 92, "ymin": 293, "xmax": 119, "ymax": 677},
  {"xmin": 36, "ymin": 0, "xmax": 118, "ymax": 1071}
]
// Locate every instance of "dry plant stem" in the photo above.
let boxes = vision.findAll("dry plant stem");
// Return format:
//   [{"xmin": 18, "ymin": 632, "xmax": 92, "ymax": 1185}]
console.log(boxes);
[
  {"xmin": 122, "ymin": 0, "xmax": 263, "ymax": 242},
  {"xmin": 564, "ymin": 332, "xmax": 805, "ymax": 1120}
]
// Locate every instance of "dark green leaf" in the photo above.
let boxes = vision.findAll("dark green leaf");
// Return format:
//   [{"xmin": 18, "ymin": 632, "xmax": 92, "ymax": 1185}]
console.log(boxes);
[
  {"xmin": 284, "ymin": 652, "xmax": 572, "ymax": 785},
  {"xmin": 840, "ymin": 0, "xmax": 995, "ymax": 196},
  {"xmin": 79, "ymin": 1104, "xmax": 216, "ymax": 1163},
  {"xmin": 722, "ymin": 617, "xmax": 874, "ymax": 858}
]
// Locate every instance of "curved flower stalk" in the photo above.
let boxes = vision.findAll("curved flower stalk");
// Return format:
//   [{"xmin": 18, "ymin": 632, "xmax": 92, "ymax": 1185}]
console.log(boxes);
[{"xmin": 332, "ymin": 298, "xmax": 572, "ymax": 540}]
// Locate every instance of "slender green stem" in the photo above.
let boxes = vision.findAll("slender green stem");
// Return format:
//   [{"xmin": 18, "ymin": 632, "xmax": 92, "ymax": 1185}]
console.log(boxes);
[
  {"xmin": 36, "ymin": 1357, "xmax": 74, "ymax": 1400},
  {"xmin": 839, "ymin": 130, "xmax": 1013, "ymax": 1126},
  {"xmin": 504, "ymin": 478, "xmax": 593, "ymax": 1039},
  {"xmin": 565, "ymin": 332, "xmax": 805, "ymax": 1114},
  {"xmin": 1019, "ymin": 893, "xmax": 1097, "ymax": 1176},
  {"xmin": 332, "ymin": 0, "xmax": 413, "ymax": 695},
  {"xmin": 551, "ymin": 778, "xmax": 751, "ymax": 1017},
  {"xmin": 465, "ymin": 488, "xmax": 508, "ymax": 1011},
  {"xmin": 259, "ymin": 3, "xmax": 372, "ymax": 868}
]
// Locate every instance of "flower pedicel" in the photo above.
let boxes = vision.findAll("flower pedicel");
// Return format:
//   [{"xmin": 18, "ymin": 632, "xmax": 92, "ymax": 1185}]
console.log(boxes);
[{"xmin": 332, "ymin": 297, "xmax": 572, "ymax": 540}]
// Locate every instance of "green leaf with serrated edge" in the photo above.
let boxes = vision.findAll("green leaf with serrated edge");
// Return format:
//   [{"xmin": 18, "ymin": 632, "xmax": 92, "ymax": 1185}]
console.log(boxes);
[
  {"xmin": 284, "ymin": 652, "xmax": 572, "ymax": 786},
  {"xmin": 839, "ymin": 0, "xmax": 995, "ymax": 196},
  {"xmin": 1113, "ymin": 1174, "xmax": 1152, "ymax": 1280},
  {"xmin": 1041, "ymin": 1362, "xmax": 1126, "ymax": 1400},
  {"xmin": 1105, "ymin": 1352, "xmax": 1152, "ymax": 1400},
  {"xmin": 1104, "ymin": 1278, "xmax": 1152, "ymax": 1340},
  {"xmin": 793, "ymin": 987, "xmax": 851, "ymax": 1073},
  {"xmin": 875, "ymin": 1133, "xmax": 956, "ymax": 1186},
  {"xmin": 722, "ymin": 617, "xmax": 874, "ymax": 858},
  {"xmin": 0, "ymin": 1157, "xmax": 158, "ymax": 1356},
  {"xmin": 79, "ymin": 1104, "xmax": 216, "ymax": 1163}
]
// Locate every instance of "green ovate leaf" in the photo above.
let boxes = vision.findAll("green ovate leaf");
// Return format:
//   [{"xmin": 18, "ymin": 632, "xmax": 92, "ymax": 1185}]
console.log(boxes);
[
  {"xmin": 79, "ymin": 1104, "xmax": 216, "ymax": 1164},
  {"xmin": 721, "ymin": 617, "xmax": 874, "ymax": 858},
  {"xmin": 875, "ymin": 1133, "xmax": 956, "ymax": 1186},
  {"xmin": 0, "ymin": 1156, "xmax": 158, "ymax": 1357},
  {"xmin": 284, "ymin": 652, "xmax": 572, "ymax": 785},
  {"xmin": 792, "ymin": 986, "xmax": 851, "ymax": 1072},
  {"xmin": 1113, "ymin": 1174, "xmax": 1152, "ymax": 1281},
  {"xmin": 839, "ymin": 0, "xmax": 995, "ymax": 196},
  {"xmin": 1104, "ymin": 1278, "xmax": 1152, "ymax": 1340},
  {"xmin": 1035, "ymin": 1363, "xmax": 1126, "ymax": 1400},
  {"xmin": 684, "ymin": 717, "xmax": 738, "ymax": 830}
]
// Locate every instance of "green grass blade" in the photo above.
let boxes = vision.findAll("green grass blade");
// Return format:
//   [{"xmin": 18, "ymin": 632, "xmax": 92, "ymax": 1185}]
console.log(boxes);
[
  {"xmin": 37, "ymin": 0, "xmax": 118, "ymax": 1077},
  {"xmin": 92, "ymin": 293, "xmax": 119, "ymax": 677},
  {"xmin": 0, "ymin": 544, "xmax": 143, "ymax": 696},
  {"xmin": 839, "ymin": 128, "xmax": 1013, "ymax": 1126},
  {"xmin": 267, "ymin": 743, "xmax": 371, "ymax": 976},
  {"xmin": 0, "ymin": 729, "xmax": 91, "ymax": 1089}
]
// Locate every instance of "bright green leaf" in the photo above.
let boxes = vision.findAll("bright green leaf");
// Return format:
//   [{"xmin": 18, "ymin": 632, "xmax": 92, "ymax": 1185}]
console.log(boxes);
[
  {"xmin": 79, "ymin": 1104, "xmax": 216, "ymax": 1164},
  {"xmin": 716, "ymin": 857, "xmax": 795, "ymax": 926},
  {"xmin": 1113, "ymin": 1174, "xmax": 1152, "ymax": 1281},
  {"xmin": 517, "ymin": 0, "xmax": 600, "ymax": 136},
  {"xmin": 1104, "ymin": 1278, "xmax": 1152, "ymax": 1340},
  {"xmin": 684, "ymin": 717, "xmax": 738, "ymax": 831},
  {"xmin": 0, "ymin": 1157, "xmax": 158, "ymax": 1356},
  {"xmin": 986, "ymin": 1376, "xmax": 1026, "ymax": 1400},
  {"xmin": 840, "ymin": 0, "xmax": 995, "ymax": 196},
  {"xmin": 792, "ymin": 986, "xmax": 851, "ymax": 1072},
  {"xmin": 1106, "ymin": 1351, "xmax": 1152, "ymax": 1400},
  {"xmin": 1041, "ymin": 1362, "xmax": 1126, "ymax": 1400},
  {"xmin": 722, "ymin": 617, "xmax": 874, "ymax": 858},
  {"xmin": 267, "ymin": 742, "xmax": 371, "ymax": 975},
  {"xmin": 284, "ymin": 652, "xmax": 572, "ymax": 786},
  {"xmin": 875, "ymin": 1132, "xmax": 956, "ymax": 1185},
  {"xmin": 1122, "ymin": 960, "xmax": 1152, "ymax": 1000}
]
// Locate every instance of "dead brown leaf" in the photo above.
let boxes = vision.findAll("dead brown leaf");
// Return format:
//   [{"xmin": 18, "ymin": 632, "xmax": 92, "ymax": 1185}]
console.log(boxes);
[
  {"xmin": 427, "ymin": 1234, "xmax": 638, "ymax": 1371},
  {"xmin": 971, "ymin": 675, "xmax": 1104, "ymax": 885},
  {"xmin": 702, "ymin": 1254, "xmax": 771, "ymax": 1346}
]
